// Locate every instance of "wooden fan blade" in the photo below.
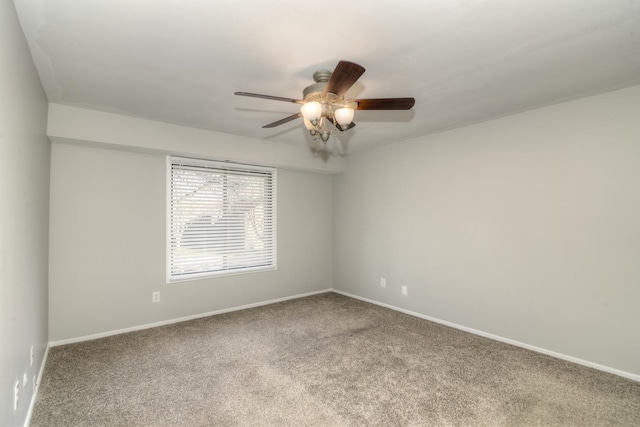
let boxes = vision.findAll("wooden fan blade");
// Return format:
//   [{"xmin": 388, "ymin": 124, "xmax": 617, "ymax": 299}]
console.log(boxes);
[
  {"xmin": 323, "ymin": 61, "xmax": 366, "ymax": 98},
  {"xmin": 326, "ymin": 116, "xmax": 356, "ymax": 131},
  {"xmin": 235, "ymin": 92, "xmax": 304, "ymax": 104},
  {"xmin": 262, "ymin": 112, "xmax": 302, "ymax": 128},
  {"xmin": 354, "ymin": 98, "xmax": 415, "ymax": 110}
]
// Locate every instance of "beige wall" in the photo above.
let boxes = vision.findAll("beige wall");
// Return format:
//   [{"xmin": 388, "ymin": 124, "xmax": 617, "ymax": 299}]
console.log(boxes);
[
  {"xmin": 49, "ymin": 143, "xmax": 333, "ymax": 342},
  {"xmin": 333, "ymin": 85, "xmax": 640, "ymax": 376},
  {"xmin": 0, "ymin": 2, "xmax": 50, "ymax": 426},
  {"xmin": 47, "ymin": 103, "xmax": 346, "ymax": 175}
]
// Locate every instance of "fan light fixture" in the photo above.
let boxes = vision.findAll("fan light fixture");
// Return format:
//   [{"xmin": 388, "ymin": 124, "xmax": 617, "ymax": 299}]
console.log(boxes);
[
  {"xmin": 300, "ymin": 102, "xmax": 354, "ymax": 142},
  {"xmin": 235, "ymin": 60, "xmax": 415, "ymax": 147},
  {"xmin": 334, "ymin": 107, "xmax": 355, "ymax": 128},
  {"xmin": 300, "ymin": 101, "xmax": 322, "ymax": 124}
]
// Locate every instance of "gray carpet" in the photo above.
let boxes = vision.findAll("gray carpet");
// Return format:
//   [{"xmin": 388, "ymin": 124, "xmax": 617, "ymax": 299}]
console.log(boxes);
[{"xmin": 32, "ymin": 292, "xmax": 640, "ymax": 426}]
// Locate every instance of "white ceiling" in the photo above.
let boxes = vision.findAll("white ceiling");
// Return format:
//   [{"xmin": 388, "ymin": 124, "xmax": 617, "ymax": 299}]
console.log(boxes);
[{"xmin": 14, "ymin": 0, "xmax": 640, "ymax": 154}]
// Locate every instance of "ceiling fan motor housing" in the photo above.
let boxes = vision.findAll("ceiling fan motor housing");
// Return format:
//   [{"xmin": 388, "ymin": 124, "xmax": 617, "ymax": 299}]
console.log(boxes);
[
  {"xmin": 303, "ymin": 70, "xmax": 333, "ymax": 101},
  {"xmin": 303, "ymin": 69, "xmax": 348, "ymax": 121}
]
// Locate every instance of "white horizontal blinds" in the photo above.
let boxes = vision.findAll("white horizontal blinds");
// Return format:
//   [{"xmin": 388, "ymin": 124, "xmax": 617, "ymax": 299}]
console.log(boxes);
[{"xmin": 169, "ymin": 157, "xmax": 276, "ymax": 280}]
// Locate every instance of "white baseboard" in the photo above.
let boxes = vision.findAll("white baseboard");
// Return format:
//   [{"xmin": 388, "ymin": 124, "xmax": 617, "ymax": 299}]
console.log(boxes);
[
  {"xmin": 331, "ymin": 289, "xmax": 640, "ymax": 383},
  {"xmin": 24, "ymin": 344, "xmax": 49, "ymax": 427},
  {"xmin": 49, "ymin": 289, "xmax": 332, "ymax": 347}
]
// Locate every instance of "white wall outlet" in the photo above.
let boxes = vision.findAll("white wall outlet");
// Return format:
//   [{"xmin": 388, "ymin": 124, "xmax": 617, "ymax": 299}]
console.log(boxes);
[
  {"xmin": 152, "ymin": 291, "xmax": 160, "ymax": 303},
  {"xmin": 402, "ymin": 286, "xmax": 408, "ymax": 296},
  {"xmin": 380, "ymin": 278, "xmax": 386, "ymax": 288},
  {"xmin": 30, "ymin": 345, "xmax": 34, "ymax": 366},
  {"xmin": 14, "ymin": 380, "xmax": 19, "ymax": 410}
]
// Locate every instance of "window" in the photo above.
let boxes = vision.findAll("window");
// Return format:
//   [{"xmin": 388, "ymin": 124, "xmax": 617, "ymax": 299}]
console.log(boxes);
[{"xmin": 168, "ymin": 157, "xmax": 276, "ymax": 281}]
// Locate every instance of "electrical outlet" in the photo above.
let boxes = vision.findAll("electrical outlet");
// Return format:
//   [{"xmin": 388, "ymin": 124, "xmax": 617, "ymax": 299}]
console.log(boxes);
[
  {"xmin": 402, "ymin": 286, "xmax": 408, "ymax": 296},
  {"xmin": 14, "ymin": 381, "xmax": 19, "ymax": 411},
  {"xmin": 380, "ymin": 278, "xmax": 386, "ymax": 288},
  {"xmin": 152, "ymin": 291, "xmax": 160, "ymax": 303}
]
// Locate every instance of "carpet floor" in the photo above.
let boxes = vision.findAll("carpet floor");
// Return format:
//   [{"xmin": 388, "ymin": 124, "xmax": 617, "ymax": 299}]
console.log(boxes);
[{"xmin": 31, "ymin": 292, "xmax": 640, "ymax": 426}]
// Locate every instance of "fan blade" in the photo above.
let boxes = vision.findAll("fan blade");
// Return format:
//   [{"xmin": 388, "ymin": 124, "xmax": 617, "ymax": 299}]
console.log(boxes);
[
  {"xmin": 323, "ymin": 61, "xmax": 366, "ymax": 98},
  {"xmin": 326, "ymin": 116, "xmax": 356, "ymax": 131},
  {"xmin": 354, "ymin": 98, "xmax": 415, "ymax": 110},
  {"xmin": 262, "ymin": 112, "xmax": 302, "ymax": 128},
  {"xmin": 235, "ymin": 92, "xmax": 304, "ymax": 104}
]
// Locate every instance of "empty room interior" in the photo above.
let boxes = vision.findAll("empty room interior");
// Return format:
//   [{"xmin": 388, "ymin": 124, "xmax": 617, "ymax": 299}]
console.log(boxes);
[{"xmin": 2, "ymin": 0, "xmax": 640, "ymax": 426}]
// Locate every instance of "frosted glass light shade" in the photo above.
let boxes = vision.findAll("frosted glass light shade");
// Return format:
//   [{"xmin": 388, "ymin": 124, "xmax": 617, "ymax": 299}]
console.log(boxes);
[
  {"xmin": 301, "ymin": 101, "xmax": 322, "ymax": 121},
  {"xmin": 334, "ymin": 107, "xmax": 354, "ymax": 127},
  {"xmin": 303, "ymin": 118, "xmax": 314, "ymax": 130}
]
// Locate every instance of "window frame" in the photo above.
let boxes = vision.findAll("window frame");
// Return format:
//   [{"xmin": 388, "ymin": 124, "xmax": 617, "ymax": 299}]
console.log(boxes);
[{"xmin": 166, "ymin": 156, "xmax": 277, "ymax": 283}]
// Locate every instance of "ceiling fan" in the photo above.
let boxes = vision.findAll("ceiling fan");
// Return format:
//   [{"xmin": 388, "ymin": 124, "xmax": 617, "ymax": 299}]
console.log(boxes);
[{"xmin": 235, "ymin": 60, "xmax": 415, "ymax": 143}]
